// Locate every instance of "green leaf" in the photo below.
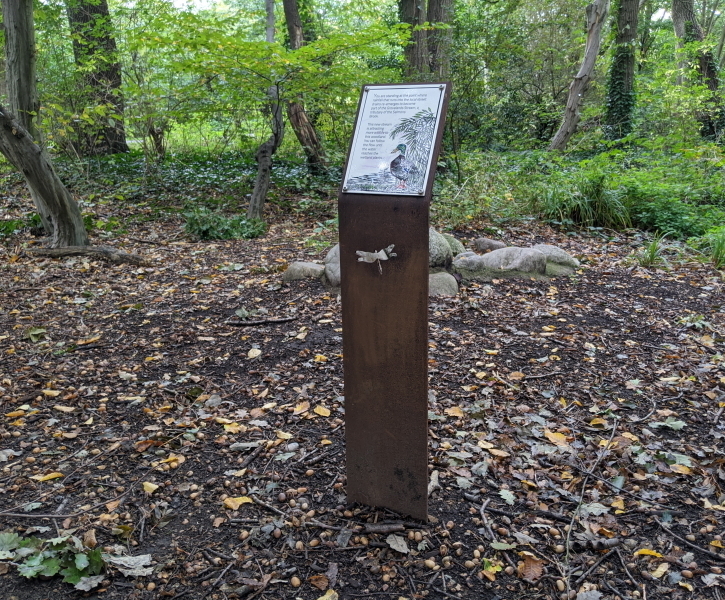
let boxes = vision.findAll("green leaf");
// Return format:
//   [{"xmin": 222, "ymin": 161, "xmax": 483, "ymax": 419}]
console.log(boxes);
[
  {"xmin": 39, "ymin": 557, "xmax": 62, "ymax": 577},
  {"xmin": 87, "ymin": 548, "xmax": 104, "ymax": 575},
  {"xmin": 75, "ymin": 552, "xmax": 90, "ymax": 571},
  {"xmin": 490, "ymin": 541, "xmax": 517, "ymax": 550},
  {"xmin": 0, "ymin": 532, "xmax": 20, "ymax": 552},
  {"xmin": 60, "ymin": 564, "xmax": 84, "ymax": 585},
  {"xmin": 650, "ymin": 417, "xmax": 687, "ymax": 430},
  {"xmin": 499, "ymin": 489, "xmax": 515, "ymax": 505}
]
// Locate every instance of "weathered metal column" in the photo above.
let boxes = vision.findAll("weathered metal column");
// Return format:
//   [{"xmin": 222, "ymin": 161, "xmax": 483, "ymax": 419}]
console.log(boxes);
[{"xmin": 339, "ymin": 83, "xmax": 450, "ymax": 520}]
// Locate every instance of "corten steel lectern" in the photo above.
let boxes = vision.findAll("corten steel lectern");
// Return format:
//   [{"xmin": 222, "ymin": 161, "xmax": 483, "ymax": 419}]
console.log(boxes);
[{"xmin": 339, "ymin": 83, "xmax": 450, "ymax": 521}]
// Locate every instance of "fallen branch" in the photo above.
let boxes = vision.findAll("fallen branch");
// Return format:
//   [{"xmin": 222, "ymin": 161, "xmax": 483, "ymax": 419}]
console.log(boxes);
[
  {"xmin": 27, "ymin": 245, "xmax": 149, "ymax": 266},
  {"xmin": 226, "ymin": 317, "xmax": 297, "ymax": 326}
]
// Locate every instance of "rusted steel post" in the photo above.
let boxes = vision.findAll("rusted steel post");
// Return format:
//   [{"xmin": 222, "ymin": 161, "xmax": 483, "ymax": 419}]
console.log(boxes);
[{"xmin": 339, "ymin": 83, "xmax": 450, "ymax": 520}]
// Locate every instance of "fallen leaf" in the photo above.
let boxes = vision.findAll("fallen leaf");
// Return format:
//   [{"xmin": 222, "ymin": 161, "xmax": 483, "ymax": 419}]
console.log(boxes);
[
  {"xmin": 650, "ymin": 562, "xmax": 669, "ymax": 578},
  {"xmin": 315, "ymin": 590, "xmax": 338, "ymax": 600},
  {"xmin": 213, "ymin": 517, "xmax": 225, "ymax": 527},
  {"xmin": 223, "ymin": 422, "xmax": 245, "ymax": 433},
  {"xmin": 509, "ymin": 371, "xmax": 525, "ymax": 380},
  {"xmin": 293, "ymin": 401, "xmax": 310, "ymax": 415},
  {"xmin": 52, "ymin": 404, "xmax": 74, "ymax": 412},
  {"xmin": 386, "ymin": 534, "xmax": 409, "ymax": 554},
  {"xmin": 445, "ymin": 406, "xmax": 465, "ymax": 418},
  {"xmin": 487, "ymin": 448, "xmax": 510, "ymax": 458},
  {"xmin": 314, "ymin": 405, "xmax": 331, "ymax": 417},
  {"xmin": 309, "ymin": 574, "xmax": 329, "ymax": 590},
  {"xmin": 4, "ymin": 411, "xmax": 25, "ymax": 418},
  {"xmin": 314, "ymin": 354, "xmax": 328, "ymax": 362},
  {"xmin": 517, "ymin": 551, "xmax": 544, "ymax": 581},
  {"xmin": 142, "ymin": 482, "xmax": 159, "ymax": 494},
  {"xmin": 544, "ymin": 429, "xmax": 570, "ymax": 446},
  {"xmin": 710, "ymin": 540, "xmax": 725, "ymax": 548},
  {"xmin": 276, "ymin": 430, "xmax": 293, "ymax": 440},
  {"xmin": 30, "ymin": 472, "xmax": 64, "ymax": 482},
  {"xmin": 634, "ymin": 548, "xmax": 663, "ymax": 557},
  {"xmin": 223, "ymin": 496, "xmax": 253, "ymax": 510},
  {"xmin": 247, "ymin": 348, "xmax": 262, "ymax": 359},
  {"xmin": 670, "ymin": 464, "xmax": 692, "ymax": 475}
]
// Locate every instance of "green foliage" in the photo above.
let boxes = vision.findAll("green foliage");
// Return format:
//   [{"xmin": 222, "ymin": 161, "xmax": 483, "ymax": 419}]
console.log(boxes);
[
  {"xmin": 0, "ymin": 220, "xmax": 25, "ymax": 237},
  {"xmin": 692, "ymin": 226, "xmax": 725, "ymax": 269},
  {"xmin": 536, "ymin": 171, "xmax": 631, "ymax": 229},
  {"xmin": 0, "ymin": 532, "xmax": 104, "ymax": 591},
  {"xmin": 628, "ymin": 197, "xmax": 722, "ymax": 239},
  {"xmin": 636, "ymin": 231, "xmax": 668, "ymax": 268},
  {"xmin": 184, "ymin": 207, "xmax": 267, "ymax": 240}
]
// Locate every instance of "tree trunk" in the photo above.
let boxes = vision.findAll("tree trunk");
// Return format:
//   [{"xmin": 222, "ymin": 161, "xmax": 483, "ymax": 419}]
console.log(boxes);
[
  {"xmin": 66, "ymin": 0, "xmax": 129, "ymax": 155},
  {"xmin": 0, "ymin": 106, "xmax": 88, "ymax": 247},
  {"xmin": 282, "ymin": 0, "xmax": 326, "ymax": 174},
  {"xmin": 247, "ymin": 0, "xmax": 285, "ymax": 221},
  {"xmin": 2, "ymin": 0, "xmax": 38, "ymax": 139},
  {"xmin": 604, "ymin": 0, "xmax": 640, "ymax": 139},
  {"xmin": 427, "ymin": 0, "xmax": 453, "ymax": 79},
  {"xmin": 550, "ymin": 0, "xmax": 610, "ymax": 151},
  {"xmin": 399, "ymin": 0, "xmax": 430, "ymax": 79},
  {"xmin": 671, "ymin": 0, "xmax": 724, "ymax": 139}
]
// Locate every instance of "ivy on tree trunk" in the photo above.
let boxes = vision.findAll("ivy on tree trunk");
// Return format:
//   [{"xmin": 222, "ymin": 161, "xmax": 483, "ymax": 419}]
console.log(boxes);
[{"xmin": 604, "ymin": 0, "xmax": 640, "ymax": 140}]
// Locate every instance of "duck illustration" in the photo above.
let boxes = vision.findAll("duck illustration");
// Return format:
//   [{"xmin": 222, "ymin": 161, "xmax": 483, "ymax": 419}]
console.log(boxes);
[{"xmin": 389, "ymin": 143, "xmax": 418, "ymax": 189}]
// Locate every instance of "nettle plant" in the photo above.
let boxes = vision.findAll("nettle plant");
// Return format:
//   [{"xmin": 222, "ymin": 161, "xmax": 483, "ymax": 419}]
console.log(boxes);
[{"xmin": 0, "ymin": 532, "xmax": 104, "ymax": 590}]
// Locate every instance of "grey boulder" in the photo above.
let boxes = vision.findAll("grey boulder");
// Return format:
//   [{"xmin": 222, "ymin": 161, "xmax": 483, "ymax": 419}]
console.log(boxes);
[
  {"xmin": 282, "ymin": 261, "xmax": 325, "ymax": 282},
  {"xmin": 473, "ymin": 238, "xmax": 506, "ymax": 253},
  {"xmin": 322, "ymin": 244, "xmax": 342, "ymax": 288},
  {"xmin": 442, "ymin": 233, "xmax": 466, "ymax": 257},
  {"xmin": 532, "ymin": 244, "xmax": 580, "ymax": 276},
  {"xmin": 429, "ymin": 228, "xmax": 453, "ymax": 269},
  {"xmin": 453, "ymin": 247, "xmax": 547, "ymax": 281},
  {"xmin": 429, "ymin": 272, "xmax": 459, "ymax": 297}
]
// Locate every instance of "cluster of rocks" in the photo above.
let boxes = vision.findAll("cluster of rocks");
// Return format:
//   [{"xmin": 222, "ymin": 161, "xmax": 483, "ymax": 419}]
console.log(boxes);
[{"xmin": 283, "ymin": 229, "xmax": 580, "ymax": 297}]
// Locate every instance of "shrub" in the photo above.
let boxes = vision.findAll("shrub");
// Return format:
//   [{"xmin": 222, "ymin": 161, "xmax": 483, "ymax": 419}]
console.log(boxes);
[
  {"xmin": 537, "ymin": 172, "xmax": 631, "ymax": 229},
  {"xmin": 0, "ymin": 219, "xmax": 25, "ymax": 237},
  {"xmin": 629, "ymin": 197, "xmax": 723, "ymax": 239},
  {"xmin": 184, "ymin": 207, "xmax": 267, "ymax": 240}
]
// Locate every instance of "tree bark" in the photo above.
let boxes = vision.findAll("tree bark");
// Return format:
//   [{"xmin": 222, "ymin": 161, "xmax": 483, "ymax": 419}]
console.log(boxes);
[
  {"xmin": 427, "ymin": 0, "xmax": 453, "ymax": 79},
  {"xmin": 247, "ymin": 0, "xmax": 285, "ymax": 221},
  {"xmin": 282, "ymin": 0, "xmax": 326, "ymax": 174},
  {"xmin": 550, "ymin": 0, "xmax": 610, "ymax": 151},
  {"xmin": 66, "ymin": 0, "xmax": 129, "ymax": 154},
  {"xmin": 0, "ymin": 106, "xmax": 88, "ymax": 247},
  {"xmin": 399, "ymin": 0, "xmax": 430, "ymax": 79},
  {"xmin": 2, "ymin": 0, "xmax": 38, "ymax": 139},
  {"xmin": 671, "ymin": 0, "xmax": 723, "ymax": 139},
  {"xmin": 604, "ymin": 0, "xmax": 640, "ymax": 139}
]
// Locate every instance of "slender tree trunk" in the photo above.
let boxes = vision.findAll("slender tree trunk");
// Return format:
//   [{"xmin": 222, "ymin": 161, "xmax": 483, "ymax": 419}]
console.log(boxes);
[
  {"xmin": 427, "ymin": 0, "xmax": 453, "ymax": 79},
  {"xmin": 604, "ymin": 0, "xmax": 640, "ymax": 139},
  {"xmin": 638, "ymin": 0, "xmax": 656, "ymax": 67},
  {"xmin": 671, "ymin": 0, "xmax": 724, "ymax": 139},
  {"xmin": 282, "ymin": 0, "xmax": 326, "ymax": 174},
  {"xmin": 2, "ymin": 0, "xmax": 38, "ymax": 139},
  {"xmin": 0, "ymin": 106, "xmax": 88, "ymax": 247},
  {"xmin": 550, "ymin": 0, "xmax": 610, "ymax": 150},
  {"xmin": 66, "ymin": 0, "xmax": 129, "ymax": 154},
  {"xmin": 399, "ymin": 0, "xmax": 430, "ymax": 79},
  {"xmin": 247, "ymin": 0, "xmax": 285, "ymax": 221}
]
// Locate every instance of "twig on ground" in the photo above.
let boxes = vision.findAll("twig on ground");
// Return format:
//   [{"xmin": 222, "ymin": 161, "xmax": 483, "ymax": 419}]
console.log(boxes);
[
  {"xmin": 656, "ymin": 519, "xmax": 725, "ymax": 561},
  {"xmin": 572, "ymin": 548, "xmax": 615, "ymax": 587},
  {"xmin": 250, "ymin": 493, "xmax": 287, "ymax": 517},
  {"xmin": 238, "ymin": 444, "xmax": 265, "ymax": 469},
  {"xmin": 226, "ymin": 317, "xmax": 297, "ymax": 326}
]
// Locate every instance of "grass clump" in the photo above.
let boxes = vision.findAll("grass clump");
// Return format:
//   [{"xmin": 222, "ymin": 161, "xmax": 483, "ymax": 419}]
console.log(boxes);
[
  {"xmin": 636, "ymin": 232, "xmax": 669, "ymax": 268},
  {"xmin": 184, "ymin": 207, "xmax": 267, "ymax": 241}
]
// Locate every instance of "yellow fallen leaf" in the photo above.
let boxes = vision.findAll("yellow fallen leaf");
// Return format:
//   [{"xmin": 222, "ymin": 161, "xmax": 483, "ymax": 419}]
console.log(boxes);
[
  {"xmin": 276, "ymin": 430, "xmax": 293, "ymax": 440},
  {"xmin": 477, "ymin": 440, "xmax": 494, "ymax": 449},
  {"xmin": 224, "ymin": 423, "xmax": 245, "ymax": 433},
  {"xmin": 53, "ymin": 405, "xmax": 75, "ymax": 412},
  {"xmin": 589, "ymin": 417, "xmax": 608, "ymax": 428},
  {"xmin": 321, "ymin": 439, "xmax": 332, "ymax": 446},
  {"xmin": 484, "ymin": 349, "xmax": 499, "ymax": 355},
  {"xmin": 143, "ymin": 482, "xmax": 159, "ymax": 494},
  {"xmin": 703, "ymin": 498, "xmax": 725, "ymax": 511},
  {"xmin": 650, "ymin": 562, "xmax": 669, "ymax": 578},
  {"xmin": 223, "ymin": 496, "xmax": 253, "ymax": 510},
  {"xmin": 611, "ymin": 498, "xmax": 625, "ymax": 510},
  {"xmin": 445, "ymin": 406, "xmax": 465, "ymax": 418},
  {"xmin": 710, "ymin": 540, "xmax": 725, "ymax": 548},
  {"xmin": 487, "ymin": 448, "xmax": 510, "ymax": 458},
  {"xmin": 621, "ymin": 432, "xmax": 639, "ymax": 442},
  {"xmin": 5, "ymin": 410, "xmax": 25, "ymax": 418},
  {"xmin": 84, "ymin": 417, "xmax": 93, "ymax": 425},
  {"xmin": 314, "ymin": 354, "xmax": 328, "ymax": 363},
  {"xmin": 679, "ymin": 581, "xmax": 694, "ymax": 591},
  {"xmin": 521, "ymin": 480, "xmax": 538, "ymax": 489},
  {"xmin": 634, "ymin": 548, "xmax": 663, "ymax": 558},
  {"xmin": 475, "ymin": 371, "xmax": 486, "ymax": 379},
  {"xmin": 670, "ymin": 464, "xmax": 691, "ymax": 475},
  {"xmin": 43, "ymin": 390, "xmax": 62, "ymax": 397},
  {"xmin": 314, "ymin": 405, "xmax": 331, "ymax": 417},
  {"xmin": 560, "ymin": 471, "xmax": 574, "ymax": 480},
  {"xmin": 261, "ymin": 401, "xmax": 276, "ymax": 409},
  {"xmin": 508, "ymin": 371, "xmax": 525, "ymax": 380},
  {"xmin": 293, "ymin": 401, "xmax": 310, "ymax": 415},
  {"xmin": 247, "ymin": 348, "xmax": 262, "ymax": 359},
  {"xmin": 315, "ymin": 590, "xmax": 338, "ymax": 600},
  {"xmin": 30, "ymin": 472, "xmax": 64, "ymax": 482},
  {"xmin": 215, "ymin": 417, "xmax": 234, "ymax": 424},
  {"xmin": 461, "ymin": 385, "xmax": 479, "ymax": 392},
  {"xmin": 544, "ymin": 429, "xmax": 569, "ymax": 447},
  {"xmin": 160, "ymin": 454, "xmax": 186, "ymax": 466},
  {"xmin": 77, "ymin": 335, "xmax": 101, "ymax": 345},
  {"xmin": 106, "ymin": 500, "xmax": 121, "ymax": 512}
]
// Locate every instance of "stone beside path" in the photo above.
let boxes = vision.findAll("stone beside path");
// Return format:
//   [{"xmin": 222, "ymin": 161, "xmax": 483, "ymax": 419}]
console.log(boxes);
[{"xmin": 282, "ymin": 231, "xmax": 580, "ymax": 294}]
